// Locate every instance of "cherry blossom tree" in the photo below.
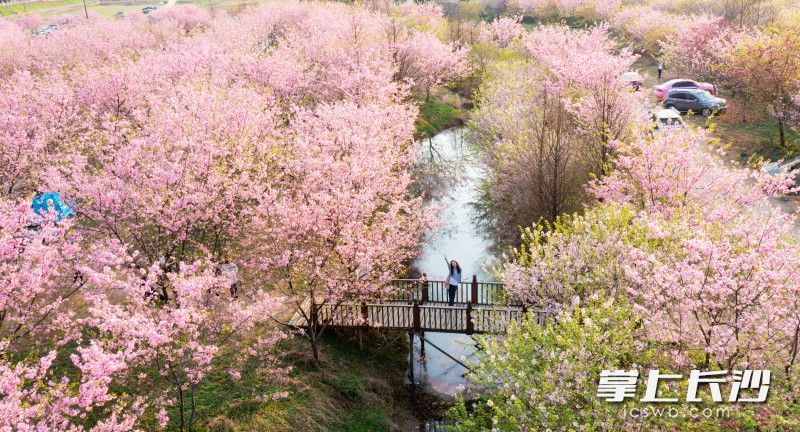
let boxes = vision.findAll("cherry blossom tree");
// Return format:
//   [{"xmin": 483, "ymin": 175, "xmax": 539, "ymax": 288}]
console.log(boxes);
[
  {"xmin": 0, "ymin": 2, "xmax": 445, "ymax": 427},
  {"xmin": 81, "ymin": 256, "xmax": 286, "ymax": 431},
  {"xmin": 589, "ymin": 130, "xmax": 800, "ymax": 371},
  {"xmin": 523, "ymin": 24, "xmax": 642, "ymax": 175},
  {"xmin": 394, "ymin": 30, "xmax": 468, "ymax": 100},
  {"xmin": 48, "ymin": 80, "xmax": 283, "ymax": 279},
  {"xmin": 719, "ymin": 24, "xmax": 800, "ymax": 148},
  {"xmin": 247, "ymin": 100, "xmax": 430, "ymax": 363},
  {"xmin": 481, "ymin": 15, "xmax": 523, "ymax": 48},
  {"xmin": 0, "ymin": 198, "xmax": 145, "ymax": 430},
  {"xmin": 1, "ymin": 195, "xmax": 287, "ymax": 431},
  {"xmin": 0, "ymin": 20, "xmax": 28, "ymax": 76},
  {"xmin": 0, "ymin": 342, "xmax": 144, "ymax": 432},
  {"xmin": 622, "ymin": 207, "xmax": 800, "ymax": 371},
  {"xmin": 473, "ymin": 25, "xmax": 644, "ymax": 243},
  {"xmin": 0, "ymin": 72, "xmax": 82, "ymax": 199},
  {"xmin": 503, "ymin": 129, "xmax": 800, "ymax": 384},
  {"xmin": 0, "ymin": 199, "xmax": 86, "ymax": 347},
  {"xmin": 472, "ymin": 59, "xmax": 589, "ymax": 245},
  {"xmin": 589, "ymin": 130, "xmax": 795, "ymax": 221},
  {"xmin": 660, "ymin": 15, "xmax": 733, "ymax": 82}
]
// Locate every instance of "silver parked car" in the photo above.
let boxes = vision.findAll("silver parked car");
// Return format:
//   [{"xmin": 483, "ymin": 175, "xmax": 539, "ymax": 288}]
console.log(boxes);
[{"xmin": 652, "ymin": 108, "xmax": 685, "ymax": 131}]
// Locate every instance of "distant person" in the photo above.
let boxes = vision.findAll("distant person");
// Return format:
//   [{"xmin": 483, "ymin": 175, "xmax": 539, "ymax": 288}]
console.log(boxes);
[
  {"xmin": 443, "ymin": 255, "xmax": 461, "ymax": 306},
  {"xmin": 419, "ymin": 273, "xmax": 429, "ymax": 300},
  {"xmin": 657, "ymin": 62, "xmax": 664, "ymax": 80},
  {"xmin": 218, "ymin": 258, "xmax": 239, "ymax": 298}
]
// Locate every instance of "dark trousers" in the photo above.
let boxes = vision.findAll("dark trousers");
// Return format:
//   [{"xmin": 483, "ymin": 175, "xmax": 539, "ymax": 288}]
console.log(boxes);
[
  {"xmin": 658, "ymin": 69, "xmax": 662, "ymax": 80},
  {"xmin": 448, "ymin": 284, "xmax": 457, "ymax": 306}
]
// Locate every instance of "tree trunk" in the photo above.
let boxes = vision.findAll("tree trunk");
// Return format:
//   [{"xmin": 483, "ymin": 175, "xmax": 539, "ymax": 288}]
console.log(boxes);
[
  {"xmin": 309, "ymin": 332, "xmax": 320, "ymax": 364},
  {"xmin": 177, "ymin": 386, "xmax": 185, "ymax": 432},
  {"xmin": 778, "ymin": 118, "xmax": 786, "ymax": 148},
  {"xmin": 188, "ymin": 383, "xmax": 197, "ymax": 432},
  {"xmin": 308, "ymin": 301, "xmax": 321, "ymax": 365}
]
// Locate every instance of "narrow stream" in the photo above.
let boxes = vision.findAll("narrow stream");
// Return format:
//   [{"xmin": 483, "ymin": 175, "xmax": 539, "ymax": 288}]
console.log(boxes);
[{"xmin": 408, "ymin": 127, "xmax": 495, "ymax": 407}]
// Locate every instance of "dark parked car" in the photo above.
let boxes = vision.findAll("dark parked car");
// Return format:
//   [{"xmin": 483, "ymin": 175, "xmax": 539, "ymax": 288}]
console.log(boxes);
[
  {"xmin": 663, "ymin": 89, "xmax": 727, "ymax": 117},
  {"xmin": 142, "ymin": 6, "xmax": 157, "ymax": 14}
]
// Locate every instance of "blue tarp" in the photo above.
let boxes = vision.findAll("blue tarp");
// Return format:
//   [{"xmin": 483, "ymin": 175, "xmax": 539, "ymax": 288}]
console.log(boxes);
[{"xmin": 31, "ymin": 192, "xmax": 76, "ymax": 221}]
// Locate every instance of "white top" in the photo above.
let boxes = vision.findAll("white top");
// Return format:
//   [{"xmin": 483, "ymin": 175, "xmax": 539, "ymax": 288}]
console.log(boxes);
[
  {"xmin": 445, "ymin": 258, "xmax": 462, "ymax": 286},
  {"xmin": 219, "ymin": 263, "xmax": 239, "ymax": 284}
]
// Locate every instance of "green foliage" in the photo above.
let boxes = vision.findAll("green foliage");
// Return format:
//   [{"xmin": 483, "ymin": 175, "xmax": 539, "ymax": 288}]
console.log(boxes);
[
  {"xmin": 501, "ymin": 203, "xmax": 667, "ymax": 306},
  {"xmin": 466, "ymin": 43, "xmax": 525, "ymax": 85},
  {"xmin": 416, "ymin": 99, "xmax": 462, "ymax": 138},
  {"xmin": 449, "ymin": 294, "xmax": 654, "ymax": 431}
]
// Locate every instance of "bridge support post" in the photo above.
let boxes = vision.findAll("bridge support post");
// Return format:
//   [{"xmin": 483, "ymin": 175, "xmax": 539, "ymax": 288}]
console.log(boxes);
[
  {"xmin": 471, "ymin": 275, "xmax": 478, "ymax": 304},
  {"xmin": 359, "ymin": 302, "xmax": 368, "ymax": 350},
  {"xmin": 360, "ymin": 302, "xmax": 368, "ymax": 325},
  {"xmin": 466, "ymin": 302, "xmax": 474, "ymax": 334},
  {"xmin": 419, "ymin": 330, "xmax": 425, "ymax": 359},
  {"xmin": 408, "ymin": 330, "xmax": 415, "ymax": 383},
  {"xmin": 412, "ymin": 301, "xmax": 421, "ymax": 332}
]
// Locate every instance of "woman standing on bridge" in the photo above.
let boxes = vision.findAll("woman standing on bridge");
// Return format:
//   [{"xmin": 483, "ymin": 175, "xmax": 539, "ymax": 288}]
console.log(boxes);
[{"xmin": 444, "ymin": 255, "xmax": 462, "ymax": 306}]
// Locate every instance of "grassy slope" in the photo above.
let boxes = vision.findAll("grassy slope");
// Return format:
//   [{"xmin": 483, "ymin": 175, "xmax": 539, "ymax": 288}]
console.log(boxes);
[
  {"xmin": 714, "ymin": 114, "xmax": 800, "ymax": 162},
  {"xmin": 0, "ymin": 0, "xmax": 249, "ymax": 18},
  {"xmin": 0, "ymin": 0, "xmax": 85, "ymax": 16},
  {"xmin": 415, "ymin": 98, "xmax": 463, "ymax": 139},
  {"xmin": 189, "ymin": 331, "xmax": 418, "ymax": 432}
]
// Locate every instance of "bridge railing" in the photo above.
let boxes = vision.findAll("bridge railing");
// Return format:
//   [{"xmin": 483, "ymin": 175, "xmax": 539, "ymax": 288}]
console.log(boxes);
[
  {"xmin": 389, "ymin": 276, "xmax": 520, "ymax": 306},
  {"xmin": 314, "ymin": 300, "xmax": 548, "ymax": 334}
]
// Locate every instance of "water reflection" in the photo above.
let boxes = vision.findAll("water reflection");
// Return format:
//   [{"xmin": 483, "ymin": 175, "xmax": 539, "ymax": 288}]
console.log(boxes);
[{"xmin": 411, "ymin": 127, "xmax": 495, "ymax": 397}]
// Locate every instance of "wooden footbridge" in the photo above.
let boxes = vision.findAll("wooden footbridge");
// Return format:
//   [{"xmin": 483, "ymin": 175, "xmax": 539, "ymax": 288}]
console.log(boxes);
[
  {"xmin": 288, "ymin": 276, "xmax": 548, "ymax": 382},
  {"xmin": 288, "ymin": 276, "xmax": 548, "ymax": 335}
]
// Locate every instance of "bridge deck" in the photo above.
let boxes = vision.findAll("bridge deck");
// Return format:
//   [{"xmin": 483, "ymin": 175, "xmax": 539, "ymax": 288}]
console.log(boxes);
[{"xmin": 288, "ymin": 277, "xmax": 547, "ymax": 334}]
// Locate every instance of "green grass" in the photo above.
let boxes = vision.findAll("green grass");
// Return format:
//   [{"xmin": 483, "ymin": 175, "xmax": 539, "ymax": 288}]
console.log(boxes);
[
  {"xmin": 0, "ymin": 0, "xmax": 167, "ymax": 18},
  {"xmin": 181, "ymin": 330, "xmax": 414, "ymax": 432},
  {"xmin": 330, "ymin": 406, "xmax": 390, "ymax": 432},
  {"xmin": 321, "ymin": 370, "xmax": 365, "ymax": 400},
  {"xmin": 715, "ymin": 119, "xmax": 800, "ymax": 162},
  {"xmin": 416, "ymin": 98, "xmax": 463, "ymax": 138},
  {"xmin": 0, "ymin": 0, "xmax": 85, "ymax": 16}
]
